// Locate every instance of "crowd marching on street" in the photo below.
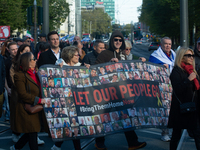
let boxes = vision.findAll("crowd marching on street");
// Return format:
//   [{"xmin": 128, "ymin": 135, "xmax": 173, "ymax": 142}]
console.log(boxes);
[{"xmin": 1, "ymin": 29, "xmax": 200, "ymax": 150}]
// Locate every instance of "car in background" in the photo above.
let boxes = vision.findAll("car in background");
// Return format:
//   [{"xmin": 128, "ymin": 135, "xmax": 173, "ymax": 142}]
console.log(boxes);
[
  {"xmin": 135, "ymin": 40, "xmax": 142, "ymax": 45},
  {"xmin": 148, "ymin": 42, "xmax": 160, "ymax": 51}
]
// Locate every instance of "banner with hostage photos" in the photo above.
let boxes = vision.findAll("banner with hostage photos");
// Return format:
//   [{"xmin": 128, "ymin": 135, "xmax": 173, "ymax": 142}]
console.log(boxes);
[{"xmin": 38, "ymin": 60, "xmax": 172, "ymax": 142}]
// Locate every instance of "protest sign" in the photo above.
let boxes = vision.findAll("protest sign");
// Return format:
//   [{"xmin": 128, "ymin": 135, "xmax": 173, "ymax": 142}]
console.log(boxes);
[{"xmin": 38, "ymin": 60, "xmax": 172, "ymax": 141}]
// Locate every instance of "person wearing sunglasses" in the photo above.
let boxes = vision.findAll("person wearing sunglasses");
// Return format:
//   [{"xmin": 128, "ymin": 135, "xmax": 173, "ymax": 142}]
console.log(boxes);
[
  {"xmin": 168, "ymin": 47, "xmax": 200, "ymax": 150},
  {"xmin": 23, "ymin": 37, "xmax": 31, "ymax": 46},
  {"xmin": 95, "ymin": 30, "xmax": 146, "ymax": 150},
  {"xmin": 124, "ymin": 40, "xmax": 146, "ymax": 62}
]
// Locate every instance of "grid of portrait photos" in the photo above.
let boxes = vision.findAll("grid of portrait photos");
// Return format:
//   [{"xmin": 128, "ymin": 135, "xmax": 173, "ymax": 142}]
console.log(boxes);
[{"xmin": 38, "ymin": 61, "xmax": 172, "ymax": 140}]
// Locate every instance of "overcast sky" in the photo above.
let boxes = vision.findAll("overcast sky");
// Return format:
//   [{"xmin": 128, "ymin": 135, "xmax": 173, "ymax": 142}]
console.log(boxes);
[{"xmin": 115, "ymin": 0, "xmax": 143, "ymax": 25}]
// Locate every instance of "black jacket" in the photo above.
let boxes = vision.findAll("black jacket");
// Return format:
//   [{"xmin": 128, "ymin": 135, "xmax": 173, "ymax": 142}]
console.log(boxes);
[
  {"xmin": 4, "ymin": 55, "xmax": 13, "ymax": 88},
  {"xmin": 82, "ymin": 50, "xmax": 99, "ymax": 65},
  {"xmin": 95, "ymin": 30, "xmax": 126, "ymax": 64},
  {"xmin": 37, "ymin": 49, "xmax": 59, "ymax": 68},
  {"xmin": 194, "ymin": 48, "xmax": 200, "ymax": 75},
  {"xmin": 0, "ymin": 55, "xmax": 5, "ymax": 94},
  {"xmin": 168, "ymin": 66, "xmax": 200, "ymax": 129}
]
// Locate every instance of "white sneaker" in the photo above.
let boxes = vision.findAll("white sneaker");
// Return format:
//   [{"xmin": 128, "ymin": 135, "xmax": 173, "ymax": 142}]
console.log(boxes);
[
  {"xmin": 37, "ymin": 137, "xmax": 45, "ymax": 145},
  {"xmin": 10, "ymin": 145, "xmax": 15, "ymax": 150},
  {"xmin": 51, "ymin": 145, "xmax": 61, "ymax": 150},
  {"xmin": 12, "ymin": 134, "xmax": 20, "ymax": 143},
  {"xmin": 161, "ymin": 135, "xmax": 171, "ymax": 142}
]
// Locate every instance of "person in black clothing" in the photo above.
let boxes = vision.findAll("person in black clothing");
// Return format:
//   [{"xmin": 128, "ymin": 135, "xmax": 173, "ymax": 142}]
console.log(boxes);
[
  {"xmin": 34, "ymin": 33, "xmax": 47, "ymax": 58},
  {"xmin": 37, "ymin": 31, "xmax": 61, "ymax": 68},
  {"xmin": 95, "ymin": 30, "xmax": 146, "ymax": 150},
  {"xmin": 82, "ymin": 39, "xmax": 105, "ymax": 65},
  {"xmin": 0, "ymin": 55, "xmax": 6, "ymax": 118},
  {"xmin": 168, "ymin": 47, "xmax": 200, "ymax": 150},
  {"xmin": 4, "ymin": 42, "xmax": 18, "ymax": 99}
]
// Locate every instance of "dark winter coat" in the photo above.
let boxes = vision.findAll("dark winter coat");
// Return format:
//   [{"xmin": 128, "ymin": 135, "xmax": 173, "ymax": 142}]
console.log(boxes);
[
  {"xmin": 0, "ymin": 55, "xmax": 5, "ymax": 94},
  {"xmin": 168, "ymin": 66, "xmax": 200, "ymax": 129},
  {"xmin": 82, "ymin": 50, "xmax": 99, "ymax": 65},
  {"xmin": 37, "ymin": 48, "xmax": 59, "ymax": 68},
  {"xmin": 194, "ymin": 48, "xmax": 200, "ymax": 75},
  {"xmin": 10, "ymin": 71, "xmax": 48, "ymax": 133}
]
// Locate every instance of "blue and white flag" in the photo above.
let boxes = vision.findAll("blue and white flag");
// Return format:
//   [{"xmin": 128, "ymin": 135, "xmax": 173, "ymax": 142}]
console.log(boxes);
[{"xmin": 149, "ymin": 47, "xmax": 176, "ymax": 73}]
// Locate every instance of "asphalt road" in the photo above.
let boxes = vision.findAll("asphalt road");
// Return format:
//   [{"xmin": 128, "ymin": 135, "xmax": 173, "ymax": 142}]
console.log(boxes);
[{"xmin": 131, "ymin": 43, "xmax": 154, "ymax": 60}]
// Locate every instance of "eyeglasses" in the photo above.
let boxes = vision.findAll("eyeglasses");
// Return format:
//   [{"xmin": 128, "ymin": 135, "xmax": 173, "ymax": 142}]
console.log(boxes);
[
  {"xmin": 184, "ymin": 54, "xmax": 195, "ymax": 58},
  {"xmin": 114, "ymin": 39, "xmax": 122, "ymax": 42},
  {"xmin": 30, "ymin": 58, "xmax": 37, "ymax": 61},
  {"xmin": 27, "ymin": 40, "xmax": 31, "ymax": 43},
  {"xmin": 126, "ymin": 48, "xmax": 131, "ymax": 50}
]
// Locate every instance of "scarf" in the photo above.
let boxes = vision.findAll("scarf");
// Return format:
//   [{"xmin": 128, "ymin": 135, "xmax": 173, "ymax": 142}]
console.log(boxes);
[
  {"xmin": 27, "ymin": 68, "xmax": 41, "ymax": 87},
  {"xmin": 150, "ymin": 47, "xmax": 176, "ymax": 72},
  {"xmin": 181, "ymin": 62, "xmax": 199, "ymax": 90}
]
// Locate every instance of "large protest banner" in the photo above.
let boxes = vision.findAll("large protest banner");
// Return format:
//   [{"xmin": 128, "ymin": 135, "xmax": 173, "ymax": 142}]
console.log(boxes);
[{"xmin": 38, "ymin": 60, "xmax": 172, "ymax": 141}]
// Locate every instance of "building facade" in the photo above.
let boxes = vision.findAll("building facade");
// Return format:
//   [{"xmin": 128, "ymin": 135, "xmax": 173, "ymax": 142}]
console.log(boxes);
[
  {"xmin": 59, "ymin": 0, "xmax": 76, "ymax": 37},
  {"xmin": 81, "ymin": 0, "xmax": 115, "ymax": 22}
]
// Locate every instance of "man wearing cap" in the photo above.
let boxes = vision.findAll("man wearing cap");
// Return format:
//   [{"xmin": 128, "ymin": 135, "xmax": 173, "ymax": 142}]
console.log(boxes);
[
  {"xmin": 15, "ymin": 38, "xmax": 23, "ymax": 48},
  {"xmin": 23, "ymin": 37, "xmax": 31, "ymax": 46},
  {"xmin": 34, "ymin": 33, "xmax": 47, "ymax": 58},
  {"xmin": 194, "ymin": 37, "xmax": 200, "ymax": 74}
]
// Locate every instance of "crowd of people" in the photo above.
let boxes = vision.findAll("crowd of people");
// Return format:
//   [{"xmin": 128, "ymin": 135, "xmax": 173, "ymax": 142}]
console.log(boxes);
[{"xmin": 0, "ymin": 29, "xmax": 200, "ymax": 150}]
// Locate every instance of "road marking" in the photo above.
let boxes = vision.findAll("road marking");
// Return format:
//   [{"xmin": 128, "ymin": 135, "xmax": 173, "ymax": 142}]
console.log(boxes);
[
  {"xmin": 140, "ymin": 130, "xmax": 161, "ymax": 135},
  {"xmin": 0, "ymin": 123, "xmax": 10, "ymax": 127}
]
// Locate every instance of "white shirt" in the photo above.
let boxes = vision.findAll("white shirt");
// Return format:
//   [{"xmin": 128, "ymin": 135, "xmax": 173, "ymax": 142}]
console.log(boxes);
[{"xmin": 51, "ymin": 49, "xmax": 61, "ymax": 60}]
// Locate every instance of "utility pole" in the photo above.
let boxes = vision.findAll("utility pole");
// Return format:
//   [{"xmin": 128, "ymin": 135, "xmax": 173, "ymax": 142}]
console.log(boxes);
[
  {"xmin": 180, "ymin": 0, "xmax": 188, "ymax": 47},
  {"xmin": 75, "ymin": 0, "xmax": 82, "ymax": 38},
  {"xmin": 42, "ymin": 0, "xmax": 49, "ymax": 35},
  {"xmin": 34, "ymin": 0, "xmax": 37, "ymax": 48}
]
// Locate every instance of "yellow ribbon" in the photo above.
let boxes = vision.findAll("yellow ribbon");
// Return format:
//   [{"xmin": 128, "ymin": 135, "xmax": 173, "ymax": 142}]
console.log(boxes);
[{"xmin": 156, "ymin": 92, "xmax": 162, "ymax": 107}]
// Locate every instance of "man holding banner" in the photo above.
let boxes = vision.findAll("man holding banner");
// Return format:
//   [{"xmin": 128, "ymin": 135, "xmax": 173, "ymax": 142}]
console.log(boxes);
[{"xmin": 95, "ymin": 30, "xmax": 147, "ymax": 150}]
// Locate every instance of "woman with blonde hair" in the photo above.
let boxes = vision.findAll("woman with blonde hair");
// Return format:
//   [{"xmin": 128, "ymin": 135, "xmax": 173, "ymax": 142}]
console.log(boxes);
[
  {"xmin": 168, "ymin": 47, "xmax": 200, "ymax": 150},
  {"xmin": 124, "ymin": 40, "xmax": 146, "ymax": 62}
]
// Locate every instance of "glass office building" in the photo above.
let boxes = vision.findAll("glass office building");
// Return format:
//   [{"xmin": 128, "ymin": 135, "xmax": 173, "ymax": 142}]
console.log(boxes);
[{"xmin": 81, "ymin": 0, "xmax": 115, "ymax": 22}]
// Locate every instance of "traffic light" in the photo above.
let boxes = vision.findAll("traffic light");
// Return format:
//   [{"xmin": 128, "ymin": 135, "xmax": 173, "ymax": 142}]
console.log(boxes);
[
  {"xmin": 37, "ymin": 6, "xmax": 43, "ymax": 25},
  {"xmin": 134, "ymin": 31, "xmax": 138, "ymax": 37},
  {"xmin": 27, "ymin": 6, "xmax": 33, "ymax": 26}
]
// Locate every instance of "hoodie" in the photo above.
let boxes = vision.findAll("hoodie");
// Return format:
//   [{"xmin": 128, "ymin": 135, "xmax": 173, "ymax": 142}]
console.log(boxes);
[{"xmin": 95, "ymin": 30, "xmax": 126, "ymax": 64}]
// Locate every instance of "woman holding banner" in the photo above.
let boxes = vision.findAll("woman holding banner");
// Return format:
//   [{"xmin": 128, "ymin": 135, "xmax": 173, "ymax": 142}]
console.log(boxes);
[
  {"xmin": 168, "ymin": 47, "xmax": 200, "ymax": 150},
  {"xmin": 52, "ymin": 46, "xmax": 88, "ymax": 150}
]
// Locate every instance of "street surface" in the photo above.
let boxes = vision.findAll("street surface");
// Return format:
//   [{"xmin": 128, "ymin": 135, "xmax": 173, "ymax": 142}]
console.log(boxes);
[{"xmin": 0, "ymin": 43, "xmax": 197, "ymax": 150}]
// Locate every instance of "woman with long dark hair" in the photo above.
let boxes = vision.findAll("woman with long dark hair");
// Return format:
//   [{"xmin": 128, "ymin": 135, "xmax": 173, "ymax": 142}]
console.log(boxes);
[{"xmin": 10, "ymin": 52, "xmax": 47, "ymax": 150}]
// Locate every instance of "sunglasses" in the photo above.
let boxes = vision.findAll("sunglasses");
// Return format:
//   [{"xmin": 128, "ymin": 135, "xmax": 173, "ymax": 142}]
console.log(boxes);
[
  {"xmin": 114, "ymin": 39, "xmax": 122, "ymax": 42},
  {"xmin": 126, "ymin": 48, "xmax": 131, "ymax": 50},
  {"xmin": 30, "ymin": 57, "xmax": 37, "ymax": 61},
  {"xmin": 184, "ymin": 54, "xmax": 195, "ymax": 58},
  {"xmin": 27, "ymin": 40, "xmax": 31, "ymax": 43},
  {"xmin": 74, "ymin": 54, "xmax": 80, "ymax": 57}
]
